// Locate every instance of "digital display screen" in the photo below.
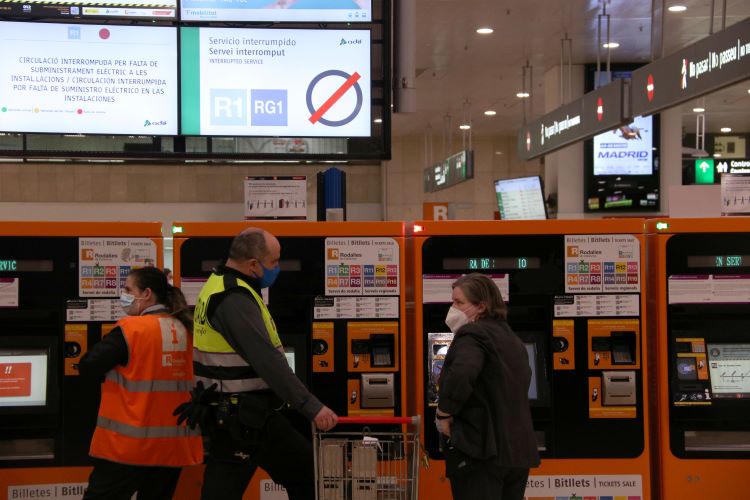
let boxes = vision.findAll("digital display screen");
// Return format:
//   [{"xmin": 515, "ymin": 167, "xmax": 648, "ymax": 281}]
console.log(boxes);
[
  {"xmin": 707, "ymin": 343, "xmax": 750, "ymax": 399},
  {"xmin": 0, "ymin": 349, "xmax": 48, "ymax": 407},
  {"xmin": 687, "ymin": 255, "xmax": 750, "ymax": 268},
  {"xmin": 494, "ymin": 176, "xmax": 547, "ymax": 220},
  {"xmin": 180, "ymin": 27, "xmax": 371, "ymax": 138},
  {"xmin": 0, "ymin": 22, "xmax": 178, "ymax": 135},
  {"xmin": 593, "ymin": 115, "xmax": 654, "ymax": 176},
  {"xmin": 0, "ymin": 0, "xmax": 175, "ymax": 19},
  {"xmin": 525, "ymin": 342, "xmax": 539, "ymax": 401},
  {"xmin": 442, "ymin": 257, "xmax": 541, "ymax": 270},
  {"xmin": 181, "ymin": 0, "xmax": 371, "ymax": 23},
  {"xmin": 676, "ymin": 357, "xmax": 698, "ymax": 381}
]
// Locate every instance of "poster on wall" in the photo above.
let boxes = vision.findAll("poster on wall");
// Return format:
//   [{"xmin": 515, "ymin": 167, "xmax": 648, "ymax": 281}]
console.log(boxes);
[
  {"xmin": 325, "ymin": 238, "xmax": 399, "ymax": 296},
  {"xmin": 244, "ymin": 176, "xmax": 307, "ymax": 220},
  {"xmin": 565, "ymin": 234, "xmax": 640, "ymax": 293},
  {"xmin": 721, "ymin": 174, "xmax": 750, "ymax": 215},
  {"xmin": 78, "ymin": 238, "xmax": 157, "ymax": 297}
]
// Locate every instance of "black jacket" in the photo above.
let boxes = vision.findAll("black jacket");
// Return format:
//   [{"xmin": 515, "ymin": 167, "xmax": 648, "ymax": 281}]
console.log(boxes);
[{"xmin": 438, "ymin": 317, "xmax": 540, "ymax": 468}]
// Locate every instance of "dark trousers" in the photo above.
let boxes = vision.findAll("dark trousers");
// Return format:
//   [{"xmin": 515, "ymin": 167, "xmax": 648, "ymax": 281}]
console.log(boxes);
[
  {"xmin": 448, "ymin": 462, "xmax": 529, "ymax": 500},
  {"xmin": 83, "ymin": 458, "xmax": 182, "ymax": 500},
  {"xmin": 201, "ymin": 410, "xmax": 314, "ymax": 500}
]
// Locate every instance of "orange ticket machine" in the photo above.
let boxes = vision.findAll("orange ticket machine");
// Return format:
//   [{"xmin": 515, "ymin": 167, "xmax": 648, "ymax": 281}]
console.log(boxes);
[
  {"xmin": 648, "ymin": 217, "xmax": 750, "ymax": 499},
  {"xmin": 0, "ymin": 222, "xmax": 164, "ymax": 496},
  {"xmin": 173, "ymin": 221, "xmax": 407, "ymax": 499},
  {"xmin": 408, "ymin": 219, "xmax": 652, "ymax": 500}
]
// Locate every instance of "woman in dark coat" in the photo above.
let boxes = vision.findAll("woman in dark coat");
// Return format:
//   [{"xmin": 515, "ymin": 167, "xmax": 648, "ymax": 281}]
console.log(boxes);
[{"xmin": 436, "ymin": 273, "xmax": 540, "ymax": 500}]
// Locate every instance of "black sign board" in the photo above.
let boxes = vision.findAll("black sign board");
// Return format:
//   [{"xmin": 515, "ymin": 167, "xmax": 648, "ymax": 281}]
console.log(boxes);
[
  {"xmin": 632, "ymin": 17, "xmax": 750, "ymax": 117},
  {"xmin": 423, "ymin": 150, "xmax": 474, "ymax": 192},
  {"xmin": 517, "ymin": 79, "xmax": 624, "ymax": 161}
]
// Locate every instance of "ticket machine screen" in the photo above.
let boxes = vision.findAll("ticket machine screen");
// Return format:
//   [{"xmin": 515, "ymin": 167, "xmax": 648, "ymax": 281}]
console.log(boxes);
[{"xmin": 707, "ymin": 343, "xmax": 750, "ymax": 399}]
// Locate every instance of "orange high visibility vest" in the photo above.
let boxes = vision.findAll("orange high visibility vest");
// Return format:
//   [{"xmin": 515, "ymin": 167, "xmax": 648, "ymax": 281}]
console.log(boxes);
[{"xmin": 89, "ymin": 312, "xmax": 203, "ymax": 467}]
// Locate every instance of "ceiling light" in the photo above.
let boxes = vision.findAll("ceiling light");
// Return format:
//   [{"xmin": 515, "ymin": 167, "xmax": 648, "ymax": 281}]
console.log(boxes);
[
  {"xmin": 484, "ymin": 110, "xmax": 497, "ymax": 116},
  {"xmin": 714, "ymin": 153, "xmax": 722, "ymax": 158},
  {"xmin": 693, "ymin": 107, "xmax": 705, "ymax": 113},
  {"xmin": 603, "ymin": 42, "xmax": 620, "ymax": 49},
  {"xmin": 373, "ymin": 118, "xmax": 382, "ymax": 124},
  {"xmin": 459, "ymin": 124, "xmax": 471, "ymax": 130},
  {"xmin": 720, "ymin": 127, "xmax": 732, "ymax": 133},
  {"xmin": 516, "ymin": 92, "xmax": 530, "ymax": 98},
  {"xmin": 668, "ymin": 5, "xmax": 687, "ymax": 12},
  {"xmin": 476, "ymin": 27, "xmax": 494, "ymax": 34}
]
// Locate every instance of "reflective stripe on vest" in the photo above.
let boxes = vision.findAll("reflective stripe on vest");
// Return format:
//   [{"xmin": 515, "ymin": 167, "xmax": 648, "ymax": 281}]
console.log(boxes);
[
  {"xmin": 193, "ymin": 272, "xmax": 281, "ymax": 392},
  {"xmin": 97, "ymin": 415, "xmax": 201, "ymax": 439},
  {"xmin": 105, "ymin": 371, "xmax": 192, "ymax": 393}
]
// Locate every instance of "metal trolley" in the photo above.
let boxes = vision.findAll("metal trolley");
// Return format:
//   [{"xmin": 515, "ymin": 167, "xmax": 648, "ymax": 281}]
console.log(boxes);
[{"xmin": 313, "ymin": 416, "xmax": 422, "ymax": 500}]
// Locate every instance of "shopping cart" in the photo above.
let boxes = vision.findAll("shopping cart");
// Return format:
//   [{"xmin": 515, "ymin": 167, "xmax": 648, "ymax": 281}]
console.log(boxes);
[{"xmin": 313, "ymin": 416, "xmax": 421, "ymax": 500}]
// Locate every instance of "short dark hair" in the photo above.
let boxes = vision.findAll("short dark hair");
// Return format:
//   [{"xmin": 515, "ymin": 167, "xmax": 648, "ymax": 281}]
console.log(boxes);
[
  {"xmin": 452, "ymin": 273, "xmax": 507, "ymax": 320},
  {"xmin": 228, "ymin": 228, "xmax": 267, "ymax": 261}
]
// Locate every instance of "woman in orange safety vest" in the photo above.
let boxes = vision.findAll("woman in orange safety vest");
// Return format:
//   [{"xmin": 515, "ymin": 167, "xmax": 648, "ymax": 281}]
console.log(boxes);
[{"xmin": 80, "ymin": 266, "xmax": 203, "ymax": 499}]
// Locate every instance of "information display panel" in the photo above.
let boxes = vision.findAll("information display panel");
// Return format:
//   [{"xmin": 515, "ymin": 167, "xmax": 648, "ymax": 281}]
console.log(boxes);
[
  {"xmin": 181, "ymin": 0, "xmax": 371, "ymax": 23},
  {"xmin": 593, "ymin": 115, "xmax": 654, "ymax": 176},
  {"xmin": 0, "ymin": 22, "xmax": 178, "ymax": 135},
  {"xmin": 180, "ymin": 27, "xmax": 371, "ymax": 138},
  {"xmin": 707, "ymin": 343, "xmax": 750, "ymax": 399},
  {"xmin": 494, "ymin": 176, "xmax": 547, "ymax": 220},
  {"xmin": 0, "ymin": 0, "xmax": 175, "ymax": 19}
]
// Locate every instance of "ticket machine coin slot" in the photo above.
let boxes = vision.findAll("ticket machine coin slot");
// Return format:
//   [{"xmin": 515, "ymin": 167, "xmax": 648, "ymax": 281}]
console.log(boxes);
[
  {"xmin": 592, "ymin": 337, "xmax": 611, "ymax": 351},
  {"xmin": 370, "ymin": 334, "xmax": 394, "ymax": 367}
]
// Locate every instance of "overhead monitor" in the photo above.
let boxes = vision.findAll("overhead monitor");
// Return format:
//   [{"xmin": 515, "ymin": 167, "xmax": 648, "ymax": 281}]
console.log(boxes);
[
  {"xmin": 180, "ymin": 0, "xmax": 371, "ymax": 23},
  {"xmin": 707, "ymin": 343, "xmax": 750, "ymax": 399},
  {"xmin": 593, "ymin": 115, "xmax": 654, "ymax": 176},
  {"xmin": 0, "ymin": 0, "xmax": 175, "ymax": 19},
  {"xmin": 180, "ymin": 27, "xmax": 371, "ymax": 138},
  {"xmin": 0, "ymin": 22, "xmax": 178, "ymax": 135},
  {"xmin": 494, "ymin": 176, "xmax": 548, "ymax": 220}
]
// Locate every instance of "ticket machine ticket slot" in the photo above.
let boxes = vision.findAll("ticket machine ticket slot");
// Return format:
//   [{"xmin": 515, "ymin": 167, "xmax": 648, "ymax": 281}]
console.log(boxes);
[
  {"xmin": 602, "ymin": 371, "xmax": 636, "ymax": 406},
  {"xmin": 360, "ymin": 374, "xmax": 394, "ymax": 408},
  {"xmin": 611, "ymin": 331, "xmax": 636, "ymax": 365}
]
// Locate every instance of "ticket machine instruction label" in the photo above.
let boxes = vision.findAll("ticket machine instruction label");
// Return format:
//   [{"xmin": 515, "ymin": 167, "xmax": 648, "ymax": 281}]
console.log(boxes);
[
  {"xmin": 78, "ymin": 238, "xmax": 158, "ymax": 297},
  {"xmin": 325, "ymin": 238, "xmax": 399, "ymax": 296},
  {"xmin": 525, "ymin": 474, "xmax": 642, "ymax": 499},
  {"xmin": 565, "ymin": 234, "xmax": 641, "ymax": 293}
]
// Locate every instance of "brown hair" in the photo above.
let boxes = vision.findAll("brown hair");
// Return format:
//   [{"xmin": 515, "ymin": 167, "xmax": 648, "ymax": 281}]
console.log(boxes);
[
  {"xmin": 452, "ymin": 273, "xmax": 508, "ymax": 320},
  {"xmin": 128, "ymin": 267, "xmax": 192, "ymax": 332}
]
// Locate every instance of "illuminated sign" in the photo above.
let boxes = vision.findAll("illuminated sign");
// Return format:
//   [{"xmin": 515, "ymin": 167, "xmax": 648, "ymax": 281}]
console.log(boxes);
[
  {"xmin": 694, "ymin": 158, "xmax": 715, "ymax": 184},
  {"xmin": 632, "ymin": 17, "xmax": 750, "ymax": 116},
  {"xmin": 517, "ymin": 79, "xmax": 624, "ymax": 161},
  {"xmin": 423, "ymin": 150, "xmax": 474, "ymax": 192}
]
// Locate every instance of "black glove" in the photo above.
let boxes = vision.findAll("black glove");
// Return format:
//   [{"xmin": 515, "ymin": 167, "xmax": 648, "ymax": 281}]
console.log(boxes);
[{"xmin": 173, "ymin": 381, "xmax": 218, "ymax": 431}]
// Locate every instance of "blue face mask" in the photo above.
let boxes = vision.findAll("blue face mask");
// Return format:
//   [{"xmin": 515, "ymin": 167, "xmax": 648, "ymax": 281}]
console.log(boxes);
[{"xmin": 257, "ymin": 263, "xmax": 280, "ymax": 288}]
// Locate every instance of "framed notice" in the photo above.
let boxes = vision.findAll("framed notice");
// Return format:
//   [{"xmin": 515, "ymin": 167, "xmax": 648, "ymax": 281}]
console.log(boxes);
[
  {"xmin": 244, "ymin": 176, "xmax": 307, "ymax": 220},
  {"xmin": 721, "ymin": 174, "xmax": 750, "ymax": 215}
]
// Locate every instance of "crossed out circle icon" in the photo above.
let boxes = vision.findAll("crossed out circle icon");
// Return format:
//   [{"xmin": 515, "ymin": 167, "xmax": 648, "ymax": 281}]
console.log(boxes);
[{"xmin": 306, "ymin": 70, "xmax": 363, "ymax": 127}]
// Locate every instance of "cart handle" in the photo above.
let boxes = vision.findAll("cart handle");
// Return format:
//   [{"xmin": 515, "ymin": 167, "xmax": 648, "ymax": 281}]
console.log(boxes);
[{"xmin": 336, "ymin": 416, "xmax": 421, "ymax": 426}]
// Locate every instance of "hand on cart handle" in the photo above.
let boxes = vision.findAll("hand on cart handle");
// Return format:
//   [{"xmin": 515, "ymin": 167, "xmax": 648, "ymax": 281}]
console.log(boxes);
[{"xmin": 314, "ymin": 405, "xmax": 338, "ymax": 431}]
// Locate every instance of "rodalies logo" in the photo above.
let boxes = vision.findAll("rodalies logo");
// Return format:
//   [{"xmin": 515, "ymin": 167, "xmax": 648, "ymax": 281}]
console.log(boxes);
[
  {"xmin": 339, "ymin": 38, "xmax": 363, "ymax": 45},
  {"xmin": 144, "ymin": 119, "xmax": 168, "ymax": 127}
]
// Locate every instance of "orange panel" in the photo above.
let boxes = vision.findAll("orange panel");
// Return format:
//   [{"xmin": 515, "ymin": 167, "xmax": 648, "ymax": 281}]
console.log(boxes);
[
  {"xmin": 409, "ymin": 220, "xmax": 652, "ymax": 500},
  {"xmin": 172, "ymin": 221, "xmax": 404, "ymax": 238},
  {"xmin": 649, "ymin": 223, "xmax": 750, "ymax": 500},
  {"xmin": 0, "ymin": 221, "xmax": 162, "ymax": 237}
]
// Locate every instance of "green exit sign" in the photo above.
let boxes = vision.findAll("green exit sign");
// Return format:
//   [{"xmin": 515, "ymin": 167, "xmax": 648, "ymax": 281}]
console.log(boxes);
[{"xmin": 695, "ymin": 158, "xmax": 715, "ymax": 184}]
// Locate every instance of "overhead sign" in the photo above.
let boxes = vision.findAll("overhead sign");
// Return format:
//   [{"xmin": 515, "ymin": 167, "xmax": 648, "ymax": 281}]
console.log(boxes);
[
  {"xmin": 695, "ymin": 158, "xmax": 715, "ymax": 184},
  {"xmin": 632, "ymin": 17, "xmax": 750, "ymax": 117},
  {"xmin": 517, "ymin": 79, "xmax": 624, "ymax": 161},
  {"xmin": 717, "ymin": 159, "xmax": 750, "ymax": 174},
  {"xmin": 423, "ymin": 150, "xmax": 474, "ymax": 192}
]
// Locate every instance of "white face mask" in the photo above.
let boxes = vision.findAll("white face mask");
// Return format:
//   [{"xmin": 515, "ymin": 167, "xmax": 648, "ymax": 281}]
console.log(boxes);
[{"xmin": 445, "ymin": 306, "xmax": 470, "ymax": 333}]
